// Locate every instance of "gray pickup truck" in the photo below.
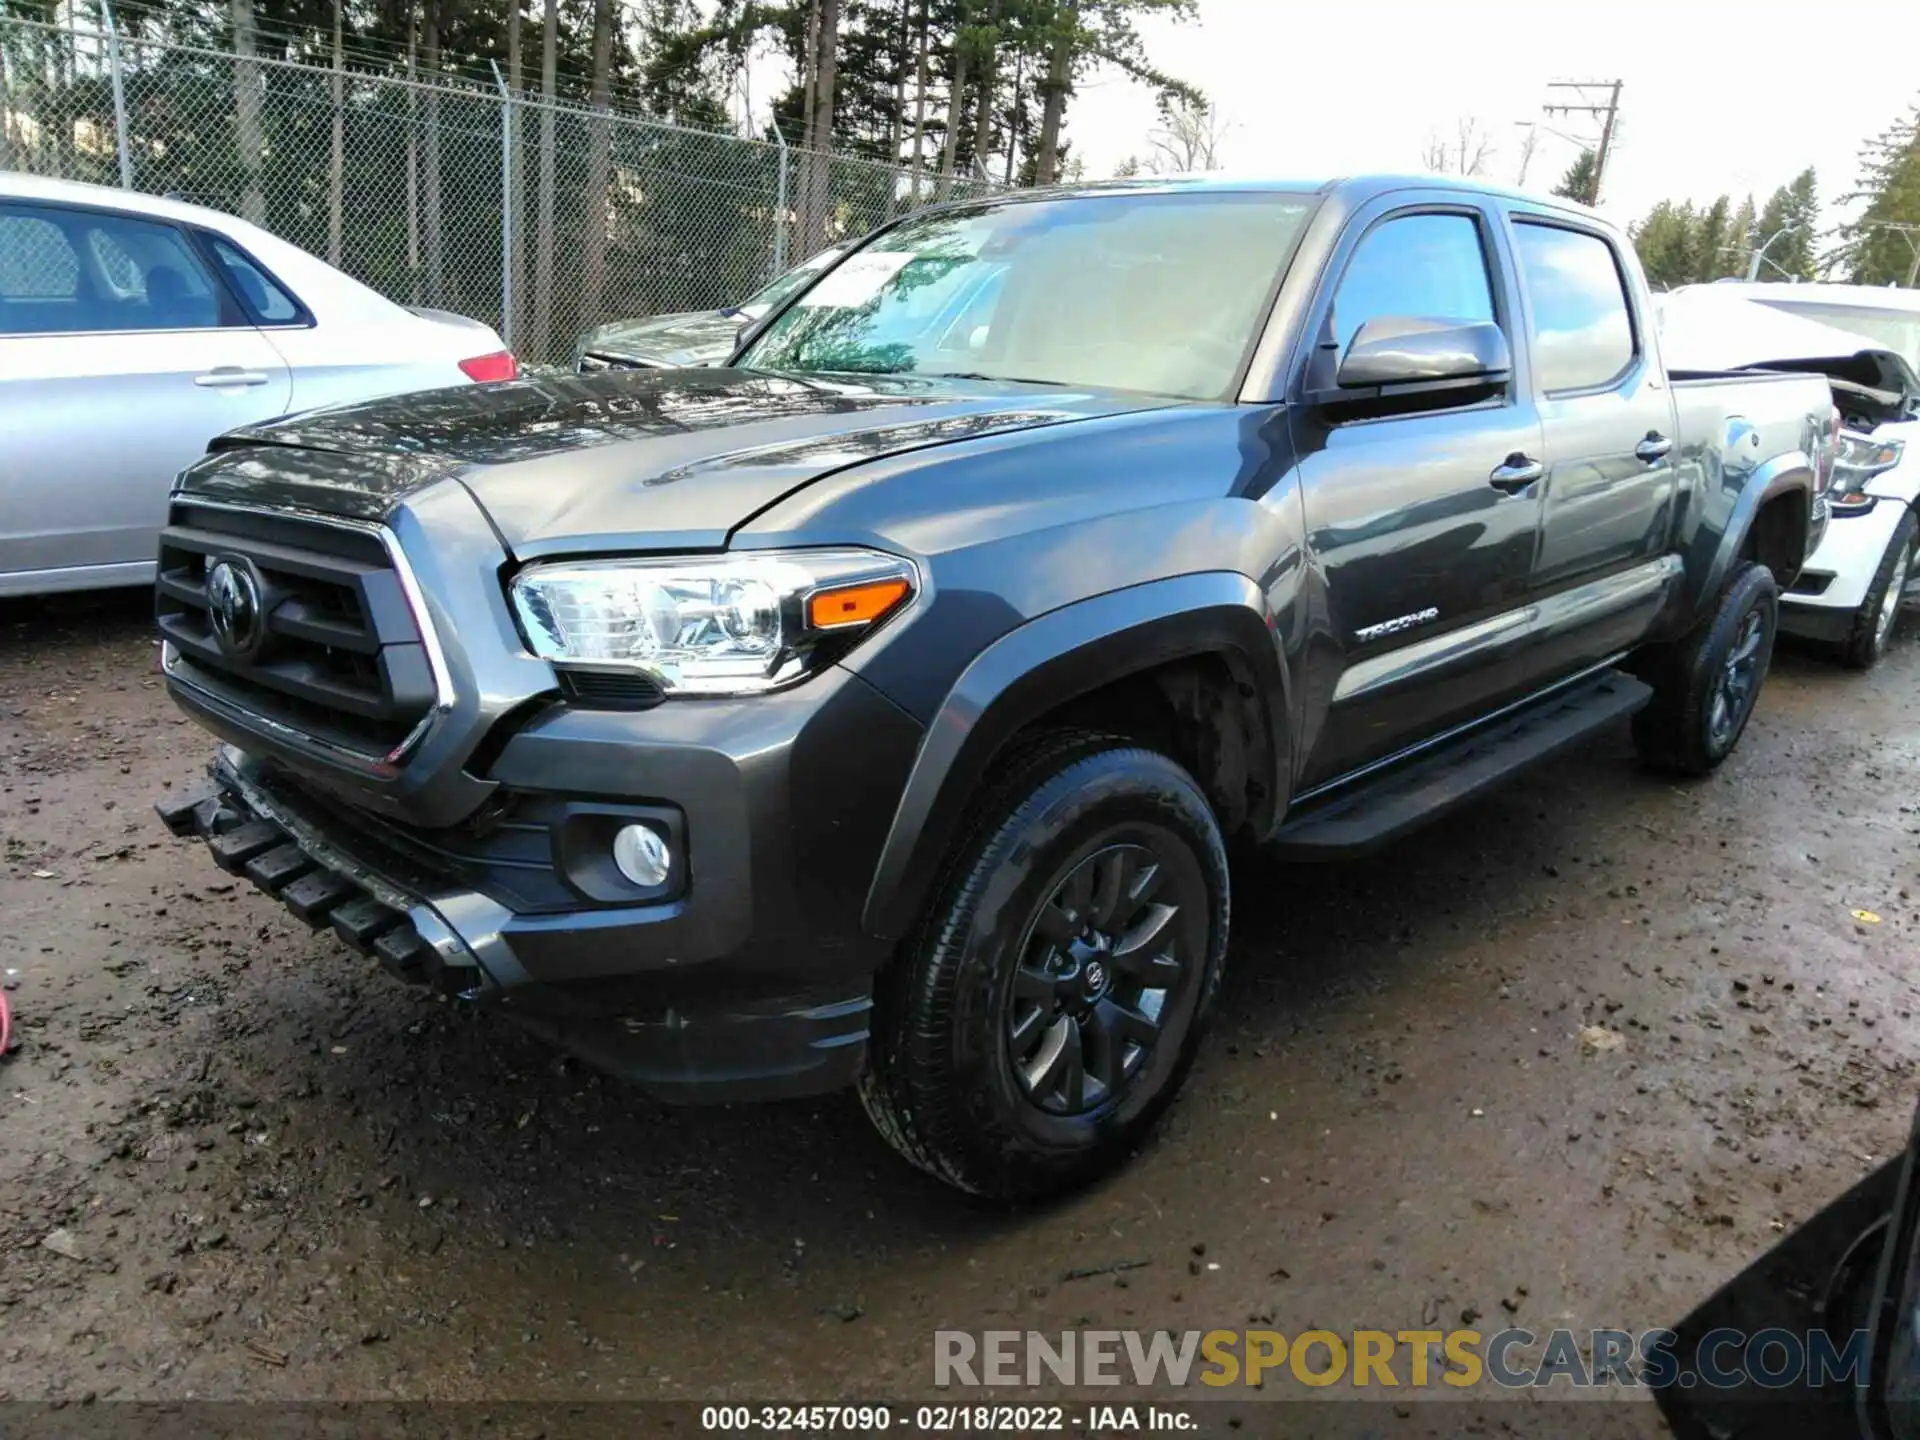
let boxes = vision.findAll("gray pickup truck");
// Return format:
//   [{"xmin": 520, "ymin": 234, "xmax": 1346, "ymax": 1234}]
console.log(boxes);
[{"xmin": 155, "ymin": 174, "xmax": 1835, "ymax": 1199}]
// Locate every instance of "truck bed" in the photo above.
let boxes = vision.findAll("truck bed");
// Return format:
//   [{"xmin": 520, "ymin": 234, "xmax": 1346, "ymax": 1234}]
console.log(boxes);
[{"xmin": 1666, "ymin": 367, "xmax": 1834, "ymax": 602}]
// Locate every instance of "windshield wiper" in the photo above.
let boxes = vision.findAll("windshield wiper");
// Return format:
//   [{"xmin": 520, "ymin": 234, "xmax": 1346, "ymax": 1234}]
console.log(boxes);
[{"xmin": 917, "ymin": 371, "xmax": 1070, "ymax": 387}]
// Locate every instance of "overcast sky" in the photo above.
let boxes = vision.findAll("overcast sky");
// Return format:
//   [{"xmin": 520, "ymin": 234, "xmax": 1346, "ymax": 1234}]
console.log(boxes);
[{"xmin": 1061, "ymin": 0, "xmax": 1920, "ymax": 232}]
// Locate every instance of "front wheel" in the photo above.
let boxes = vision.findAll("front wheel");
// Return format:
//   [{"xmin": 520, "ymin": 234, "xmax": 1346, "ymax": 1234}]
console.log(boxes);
[
  {"xmin": 1841, "ymin": 507, "xmax": 1917, "ymax": 670},
  {"xmin": 858, "ymin": 733, "xmax": 1229, "ymax": 1200},
  {"xmin": 1632, "ymin": 560, "xmax": 1779, "ymax": 777}
]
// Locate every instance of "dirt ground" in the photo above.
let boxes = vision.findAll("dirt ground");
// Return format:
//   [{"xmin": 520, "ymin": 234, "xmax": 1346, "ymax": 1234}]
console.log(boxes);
[{"xmin": 1, "ymin": 589, "xmax": 1917, "ymax": 1433}]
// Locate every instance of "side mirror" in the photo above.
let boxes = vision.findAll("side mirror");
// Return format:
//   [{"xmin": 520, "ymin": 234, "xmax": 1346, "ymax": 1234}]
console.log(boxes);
[
  {"xmin": 1336, "ymin": 316, "xmax": 1511, "ymax": 391},
  {"xmin": 730, "ymin": 316, "xmax": 768, "ymax": 366}
]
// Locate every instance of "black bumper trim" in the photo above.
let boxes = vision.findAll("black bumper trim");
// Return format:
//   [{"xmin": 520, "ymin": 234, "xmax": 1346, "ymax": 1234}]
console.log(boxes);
[
  {"xmin": 1778, "ymin": 602, "xmax": 1856, "ymax": 644},
  {"xmin": 155, "ymin": 772, "xmax": 482, "ymax": 996},
  {"xmin": 155, "ymin": 762, "xmax": 874, "ymax": 1103}
]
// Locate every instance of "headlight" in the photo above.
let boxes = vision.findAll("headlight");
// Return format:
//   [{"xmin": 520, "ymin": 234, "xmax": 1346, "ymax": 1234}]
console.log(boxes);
[
  {"xmin": 509, "ymin": 548, "xmax": 917, "ymax": 696},
  {"xmin": 1829, "ymin": 433, "xmax": 1903, "ymax": 514}
]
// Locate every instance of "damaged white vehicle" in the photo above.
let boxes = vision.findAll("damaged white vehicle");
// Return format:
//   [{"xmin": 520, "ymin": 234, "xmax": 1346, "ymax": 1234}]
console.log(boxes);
[{"xmin": 1661, "ymin": 283, "xmax": 1920, "ymax": 669}]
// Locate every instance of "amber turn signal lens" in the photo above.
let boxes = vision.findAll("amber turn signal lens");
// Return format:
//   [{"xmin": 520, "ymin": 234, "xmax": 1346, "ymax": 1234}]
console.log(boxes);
[{"xmin": 808, "ymin": 577, "xmax": 910, "ymax": 630}]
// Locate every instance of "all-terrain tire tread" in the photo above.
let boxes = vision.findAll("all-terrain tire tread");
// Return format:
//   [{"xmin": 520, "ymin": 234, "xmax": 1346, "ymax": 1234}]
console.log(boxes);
[
  {"xmin": 1631, "ymin": 560, "xmax": 1778, "ymax": 777},
  {"xmin": 858, "ymin": 730, "xmax": 1126, "ymax": 1195},
  {"xmin": 859, "ymin": 730, "xmax": 1227, "ymax": 1200}
]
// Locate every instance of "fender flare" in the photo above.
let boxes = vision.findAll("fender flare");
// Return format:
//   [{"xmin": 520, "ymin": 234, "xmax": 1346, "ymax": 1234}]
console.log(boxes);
[
  {"xmin": 860, "ymin": 571, "xmax": 1290, "ymax": 944},
  {"xmin": 1692, "ymin": 450, "xmax": 1813, "ymax": 610}
]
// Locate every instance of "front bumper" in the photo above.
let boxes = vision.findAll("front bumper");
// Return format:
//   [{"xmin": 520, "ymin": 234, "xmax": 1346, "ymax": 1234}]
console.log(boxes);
[
  {"xmin": 153, "ymin": 483, "xmax": 931, "ymax": 1102},
  {"xmin": 157, "ymin": 661, "xmax": 924, "ymax": 1102}
]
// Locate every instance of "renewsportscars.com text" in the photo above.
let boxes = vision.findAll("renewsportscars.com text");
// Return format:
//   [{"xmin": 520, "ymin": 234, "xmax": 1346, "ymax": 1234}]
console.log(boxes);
[{"xmin": 933, "ymin": 1327, "xmax": 1871, "ymax": 1390}]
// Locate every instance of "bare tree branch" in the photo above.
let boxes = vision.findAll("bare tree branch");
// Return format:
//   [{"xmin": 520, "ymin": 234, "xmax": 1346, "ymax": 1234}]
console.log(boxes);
[
  {"xmin": 1422, "ymin": 116, "xmax": 1496, "ymax": 177},
  {"xmin": 1142, "ymin": 97, "xmax": 1228, "ymax": 174}
]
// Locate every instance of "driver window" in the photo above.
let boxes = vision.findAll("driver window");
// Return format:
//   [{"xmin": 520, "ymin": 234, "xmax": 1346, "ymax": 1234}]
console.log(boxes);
[{"xmin": 1332, "ymin": 212, "xmax": 1497, "ymax": 355}]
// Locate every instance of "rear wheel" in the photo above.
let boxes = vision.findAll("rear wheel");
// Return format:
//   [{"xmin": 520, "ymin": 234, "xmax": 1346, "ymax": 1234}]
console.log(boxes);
[
  {"xmin": 858, "ymin": 733, "xmax": 1229, "ymax": 1200},
  {"xmin": 1632, "ymin": 560, "xmax": 1778, "ymax": 777},
  {"xmin": 1841, "ymin": 507, "xmax": 1917, "ymax": 670}
]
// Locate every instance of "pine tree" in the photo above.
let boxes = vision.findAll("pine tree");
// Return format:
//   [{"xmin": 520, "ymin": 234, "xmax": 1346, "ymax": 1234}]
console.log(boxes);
[
  {"xmin": 1686, "ymin": 195, "xmax": 1733, "ymax": 284},
  {"xmin": 1840, "ymin": 106, "xmax": 1920, "ymax": 286},
  {"xmin": 1754, "ymin": 167, "xmax": 1818, "ymax": 281},
  {"xmin": 1631, "ymin": 200, "xmax": 1696, "ymax": 290},
  {"xmin": 1552, "ymin": 149, "xmax": 1597, "ymax": 205},
  {"xmin": 1724, "ymin": 194, "xmax": 1756, "ymax": 281}
]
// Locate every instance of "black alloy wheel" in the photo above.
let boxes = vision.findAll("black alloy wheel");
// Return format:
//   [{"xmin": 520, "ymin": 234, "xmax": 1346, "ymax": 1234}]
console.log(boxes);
[
  {"xmin": 1706, "ymin": 607, "xmax": 1766, "ymax": 753},
  {"xmin": 1007, "ymin": 843, "xmax": 1186, "ymax": 1117}
]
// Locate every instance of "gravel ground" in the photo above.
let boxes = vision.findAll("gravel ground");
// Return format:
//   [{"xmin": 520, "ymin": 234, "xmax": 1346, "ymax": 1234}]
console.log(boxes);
[{"xmin": 1, "ymin": 589, "xmax": 1916, "ymax": 1433}]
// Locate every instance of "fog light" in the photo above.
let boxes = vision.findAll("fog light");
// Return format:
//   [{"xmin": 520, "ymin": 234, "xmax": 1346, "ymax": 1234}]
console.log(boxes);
[{"xmin": 612, "ymin": 823, "xmax": 672, "ymax": 888}]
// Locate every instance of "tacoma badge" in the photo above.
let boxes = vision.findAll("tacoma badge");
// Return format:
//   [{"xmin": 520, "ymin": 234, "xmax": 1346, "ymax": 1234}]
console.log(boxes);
[{"xmin": 1354, "ymin": 607, "xmax": 1440, "ymax": 643}]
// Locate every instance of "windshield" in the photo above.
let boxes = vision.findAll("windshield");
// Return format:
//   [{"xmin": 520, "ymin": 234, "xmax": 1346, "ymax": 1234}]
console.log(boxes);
[
  {"xmin": 739, "ymin": 248, "xmax": 844, "ymax": 318},
  {"xmin": 1755, "ymin": 299, "xmax": 1920, "ymax": 371},
  {"xmin": 738, "ymin": 190, "xmax": 1319, "ymax": 399}
]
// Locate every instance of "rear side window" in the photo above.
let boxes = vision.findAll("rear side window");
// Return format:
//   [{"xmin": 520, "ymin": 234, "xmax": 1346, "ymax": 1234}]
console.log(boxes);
[
  {"xmin": 210, "ymin": 237, "xmax": 303, "ymax": 323},
  {"xmin": 1512, "ymin": 222, "xmax": 1636, "ymax": 392},
  {"xmin": 1332, "ymin": 213, "xmax": 1497, "ymax": 355},
  {"xmin": 0, "ymin": 202, "xmax": 223, "ymax": 334},
  {"xmin": 0, "ymin": 211, "xmax": 80, "ymax": 307}
]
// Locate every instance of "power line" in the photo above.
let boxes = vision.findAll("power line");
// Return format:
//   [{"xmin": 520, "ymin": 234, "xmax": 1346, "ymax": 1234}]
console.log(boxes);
[{"xmin": 1542, "ymin": 79, "xmax": 1621, "ymax": 206}]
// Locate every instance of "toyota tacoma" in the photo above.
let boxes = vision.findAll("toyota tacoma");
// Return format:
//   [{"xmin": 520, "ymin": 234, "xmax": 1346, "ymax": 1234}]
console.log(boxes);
[{"xmin": 156, "ymin": 175, "xmax": 1835, "ymax": 1199}]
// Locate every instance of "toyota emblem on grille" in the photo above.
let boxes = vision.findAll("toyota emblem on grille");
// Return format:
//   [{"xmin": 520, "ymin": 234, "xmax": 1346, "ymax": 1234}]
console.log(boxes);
[{"xmin": 206, "ymin": 558, "xmax": 264, "ymax": 658}]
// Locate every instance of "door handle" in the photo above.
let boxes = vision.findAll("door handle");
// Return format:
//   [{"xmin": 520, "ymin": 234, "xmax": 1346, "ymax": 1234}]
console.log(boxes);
[
  {"xmin": 1489, "ymin": 454, "xmax": 1544, "ymax": 492},
  {"xmin": 1635, "ymin": 432, "xmax": 1674, "ymax": 463},
  {"xmin": 194, "ymin": 367, "xmax": 271, "ymax": 388}
]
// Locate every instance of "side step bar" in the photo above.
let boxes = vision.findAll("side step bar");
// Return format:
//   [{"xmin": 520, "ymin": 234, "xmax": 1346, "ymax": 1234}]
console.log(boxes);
[{"xmin": 1271, "ymin": 670, "xmax": 1653, "ymax": 860}]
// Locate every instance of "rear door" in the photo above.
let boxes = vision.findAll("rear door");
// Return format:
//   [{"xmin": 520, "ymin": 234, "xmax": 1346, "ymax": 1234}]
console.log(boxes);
[
  {"xmin": 0, "ymin": 199, "xmax": 291, "ymax": 591},
  {"xmin": 1291, "ymin": 194, "xmax": 1547, "ymax": 788},
  {"xmin": 1505, "ymin": 212, "xmax": 1682, "ymax": 684}
]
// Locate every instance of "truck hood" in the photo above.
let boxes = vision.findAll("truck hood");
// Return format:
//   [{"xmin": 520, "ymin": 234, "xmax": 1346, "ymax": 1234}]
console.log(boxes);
[{"xmin": 190, "ymin": 368, "xmax": 1170, "ymax": 555}]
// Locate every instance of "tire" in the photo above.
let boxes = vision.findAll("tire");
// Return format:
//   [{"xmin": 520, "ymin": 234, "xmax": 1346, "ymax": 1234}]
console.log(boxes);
[
  {"xmin": 1840, "ymin": 507, "xmax": 1917, "ymax": 671},
  {"xmin": 1631, "ymin": 560, "xmax": 1779, "ymax": 777},
  {"xmin": 858, "ymin": 732, "xmax": 1229, "ymax": 1201}
]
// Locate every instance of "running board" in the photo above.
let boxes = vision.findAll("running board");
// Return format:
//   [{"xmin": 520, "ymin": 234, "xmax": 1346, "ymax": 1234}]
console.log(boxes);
[{"xmin": 1270, "ymin": 671, "xmax": 1654, "ymax": 860}]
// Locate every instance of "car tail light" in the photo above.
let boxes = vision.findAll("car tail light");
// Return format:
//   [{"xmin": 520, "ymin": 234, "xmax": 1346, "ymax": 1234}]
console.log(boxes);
[{"xmin": 458, "ymin": 350, "xmax": 518, "ymax": 383}]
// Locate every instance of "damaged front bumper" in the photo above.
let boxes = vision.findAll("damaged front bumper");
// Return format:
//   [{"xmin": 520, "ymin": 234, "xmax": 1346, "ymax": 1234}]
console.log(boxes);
[
  {"xmin": 156, "ymin": 749, "xmax": 495, "ymax": 999},
  {"xmin": 155, "ymin": 747, "xmax": 873, "ymax": 1103}
]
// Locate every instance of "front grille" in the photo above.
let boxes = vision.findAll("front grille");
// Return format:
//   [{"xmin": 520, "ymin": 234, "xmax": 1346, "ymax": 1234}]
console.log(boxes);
[{"xmin": 157, "ymin": 501, "xmax": 438, "ymax": 760}]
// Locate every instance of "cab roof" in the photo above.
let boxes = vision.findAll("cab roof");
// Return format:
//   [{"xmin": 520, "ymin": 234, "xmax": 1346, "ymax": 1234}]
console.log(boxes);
[{"xmin": 948, "ymin": 170, "xmax": 1612, "ymax": 228}]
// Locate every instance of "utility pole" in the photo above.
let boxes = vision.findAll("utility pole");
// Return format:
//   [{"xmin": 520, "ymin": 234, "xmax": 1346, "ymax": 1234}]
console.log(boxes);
[
  {"xmin": 1543, "ymin": 79, "xmax": 1622, "ymax": 206},
  {"xmin": 1512, "ymin": 122, "xmax": 1539, "ymax": 189}
]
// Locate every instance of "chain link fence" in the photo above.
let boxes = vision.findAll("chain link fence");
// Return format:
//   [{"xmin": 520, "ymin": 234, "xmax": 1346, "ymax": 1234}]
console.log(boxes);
[{"xmin": 0, "ymin": 12, "xmax": 1001, "ymax": 364}]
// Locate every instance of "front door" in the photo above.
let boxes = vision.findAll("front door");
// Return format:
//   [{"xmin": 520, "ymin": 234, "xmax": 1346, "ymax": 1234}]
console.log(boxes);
[
  {"xmin": 0, "ymin": 199, "xmax": 292, "ymax": 591},
  {"xmin": 1505, "ymin": 214, "xmax": 1682, "ymax": 685},
  {"xmin": 1293, "ymin": 203, "xmax": 1546, "ymax": 788}
]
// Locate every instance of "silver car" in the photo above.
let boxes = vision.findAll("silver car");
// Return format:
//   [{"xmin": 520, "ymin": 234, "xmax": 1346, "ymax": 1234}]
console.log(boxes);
[{"xmin": 0, "ymin": 172, "xmax": 514, "ymax": 597}]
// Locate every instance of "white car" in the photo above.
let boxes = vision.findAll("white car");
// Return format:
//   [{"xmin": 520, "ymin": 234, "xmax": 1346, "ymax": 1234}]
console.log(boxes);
[
  {"xmin": 1661, "ymin": 283, "xmax": 1920, "ymax": 668},
  {"xmin": 0, "ymin": 172, "xmax": 516, "ymax": 597}
]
